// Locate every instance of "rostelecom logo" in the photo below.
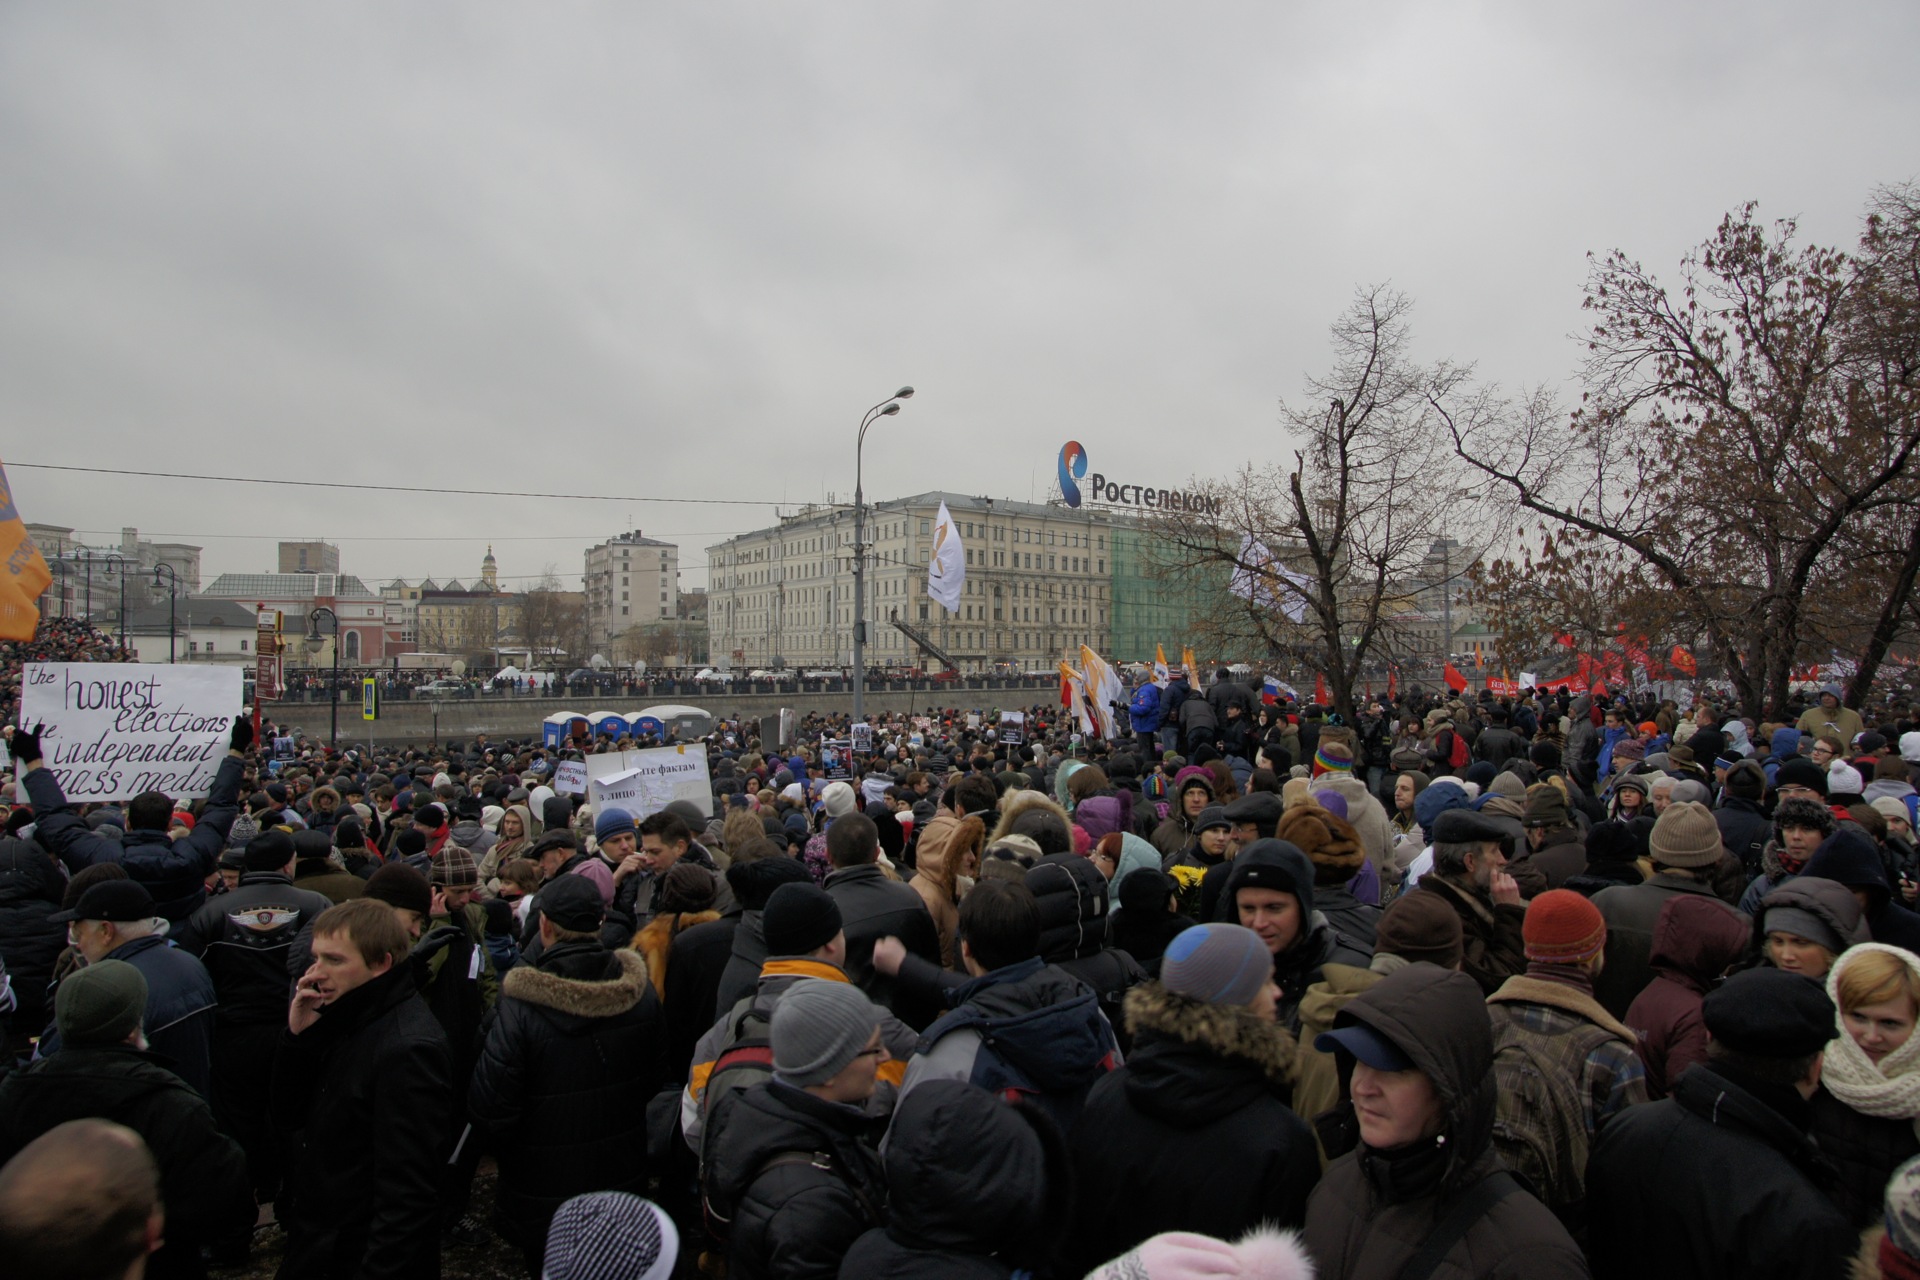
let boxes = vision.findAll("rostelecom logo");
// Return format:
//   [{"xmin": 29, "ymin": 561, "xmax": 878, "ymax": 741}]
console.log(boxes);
[{"xmin": 1058, "ymin": 440, "xmax": 1088, "ymax": 508}]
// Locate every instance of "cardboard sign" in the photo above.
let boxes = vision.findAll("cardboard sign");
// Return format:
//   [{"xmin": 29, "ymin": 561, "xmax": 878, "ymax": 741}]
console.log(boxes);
[
  {"xmin": 820, "ymin": 738, "xmax": 852, "ymax": 780},
  {"xmin": 552, "ymin": 760, "xmax": 588, "ymax": 796},
  {"xmin": 583, "ymin": 746, "xmax": 712, "ymax": 821},
  {"xmin": 20, "ymin": 662, "xmax": 242, "ymax": 802}
]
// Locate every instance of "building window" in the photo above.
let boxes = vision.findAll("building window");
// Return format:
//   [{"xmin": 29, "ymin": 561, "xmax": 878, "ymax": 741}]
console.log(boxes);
[
  {"xmin": 621, "ymin": 606, "xmax": 629, "ymax": 616},
  {"xmin": 189, "ymin": 641, "xmax": 199, "ymax": 653},
  {"xmin": 240, "ymin": 640, "xmax": 249, "ymax": 652}
]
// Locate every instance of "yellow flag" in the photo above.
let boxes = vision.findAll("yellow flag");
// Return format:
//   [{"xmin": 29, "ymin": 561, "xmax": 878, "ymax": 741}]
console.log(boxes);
[
  {"xmin": 1182, "ymin": 646, "xmax": 1198, "ymax": 684},
  {"xmin": 1152, "ymin": 644, "xmax": 1170, "ymax": 685},
  {"xmin": 0, "ymin": 460, "xmax": 52, "ymax": 642}
]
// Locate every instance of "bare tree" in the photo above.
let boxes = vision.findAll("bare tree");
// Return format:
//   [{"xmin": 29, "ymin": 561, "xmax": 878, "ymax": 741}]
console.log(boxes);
[{"xmin": 519, "ymin": 566, "xmax": 586, "ymax": 669}]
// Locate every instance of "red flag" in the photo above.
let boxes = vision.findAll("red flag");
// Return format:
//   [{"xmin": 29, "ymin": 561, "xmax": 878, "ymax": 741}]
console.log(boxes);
[
  {"xmin": 1314, "ymin": 672, "xmax": 1329, "ymax": 705},
  {"xmin": 1670, "ymin": 645, "xmax": 1697, "ymax": 677},
  {"xmin": 1443, "ymin": 662, "xmax": 1469, "ymax": 692},
  {"xmin": 1387, "ymin": 667, "xmax": 1398, "ymax": 700}
]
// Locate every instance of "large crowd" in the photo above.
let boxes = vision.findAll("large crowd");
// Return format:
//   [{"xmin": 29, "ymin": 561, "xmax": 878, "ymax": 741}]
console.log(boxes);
[{"xmin": 5, "ymin": 662, "xmax": 1920, "ymax": 1279}]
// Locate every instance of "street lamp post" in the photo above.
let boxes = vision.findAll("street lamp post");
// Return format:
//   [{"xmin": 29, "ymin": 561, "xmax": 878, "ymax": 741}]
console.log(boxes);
[
  {"xmin": 853, "ymin": 385, "xmax": 913, "ymax": 722},
  {"xmin": 152, "ymin": 565, "xmax": 180, "ymax": 663},
  {"xmin": 306, "ymin": 606, "xmax": 340, "ymax": 748}
]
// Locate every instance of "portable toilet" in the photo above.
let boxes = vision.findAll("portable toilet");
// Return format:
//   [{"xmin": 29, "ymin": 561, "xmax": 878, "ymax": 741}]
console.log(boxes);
[
  {"xmin": 542, "ymin": 711, "xmax": 589, "ymax": 749},
  {"xmin": 587, "ymin": 709, "xmax": 630, "ymax": 739}
]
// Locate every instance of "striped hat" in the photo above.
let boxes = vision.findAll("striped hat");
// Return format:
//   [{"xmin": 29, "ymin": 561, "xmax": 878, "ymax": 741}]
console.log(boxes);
[
  {"xmin": 1312, "ymin": 740, "xmax": 1354, "ymax": 777},
  {"xmin": 1523, "ymin": 889, "xmax": 1606, "ymax": 965},
  {"xmin": 542, "ymin": 1191, "xmax": 677, "ymax": 1280}
]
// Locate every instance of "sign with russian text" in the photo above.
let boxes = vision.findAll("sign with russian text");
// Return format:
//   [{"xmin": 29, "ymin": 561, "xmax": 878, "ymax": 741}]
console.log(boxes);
[
  {"xmin": 584, "ymin": 746, "xmax": 711, "ymax": 820},
  {"xmin": 553, "ymin": 760, "xmax": 588, "ymax": 795},
  {"xmin": 20, "ymin": 662, "xmax": 241, "ymax": 802}
]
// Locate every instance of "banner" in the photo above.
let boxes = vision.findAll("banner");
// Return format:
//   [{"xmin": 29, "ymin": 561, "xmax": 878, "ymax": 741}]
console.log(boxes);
[
  {"xmin": 0, "ymin": 460, "xmax": 52, "ymax": 642},
  {"xmin": 583, "ymin": 746, "xmax": 712, "ymax": 821},
  {"xmin": 552, "ymin": 760, "xmax": 588, "ymax": 795},
  {"xmin": 1059, "ymin": 661, "xmax": 1094, "ymax": 736},
  {"xmin": 926, "ymin": 501, "xmax": 965, "ymax": 611},
  {"xmin": 20, "ymin": 662, "xmax": 242, "ymax": 801},
  {"xmin": 1228, "ymin": 535, "xmax": 1311, "ymax": 623},
  {"xmin": 1485, "ymin": 677, "xmax": 1518, "ymax": 697},
  {"xmin": 1079, "ymin": 645, "xmax": 1122, "ymax": 740}
]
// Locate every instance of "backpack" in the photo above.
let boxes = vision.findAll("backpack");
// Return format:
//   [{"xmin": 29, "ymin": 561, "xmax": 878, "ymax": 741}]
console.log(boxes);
[
  {"xmin": 696, "ymin": 1005, "xmax": 775, "ymax": 1241},
  {"xmin": 1445, "ymin": 728, "xmax": 1470, "ymax": 772},
  {"xmin": 1489, "ymin": 1017, "xmax": 1616, "ymax": 1225}
]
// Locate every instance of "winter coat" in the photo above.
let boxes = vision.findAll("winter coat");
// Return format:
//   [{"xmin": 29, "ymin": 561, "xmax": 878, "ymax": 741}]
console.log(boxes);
[
  {"xmin": 1407, "ymin": 876, "xmax": 1529, "ymax": 997},
  {"xmin": 1802, "ymin": 829, "xmax": 1920, "ymax": 954},
  {"xmin": 1624, "ymin": 896, "xmax": 1752, "ymax": 1098},
  {"xmin": 842, "ymin": 1080, "xmax": 1064, "ymax": 1280},
  {"xmin": 36, "ymin": 933, "xmax": 217, "ymax": 1100},
  {"xmin": 0, "ymin": 836, "xmax": 67, "ymax": 1040},
  {"xmin": 171, "ymin": 871, "xmax": 336, "ymax": 1027},
  {"xmin": 1291, "ymin": 959, "xmax": 1390, "ymax": 1129},
  {"xmin": 1809, "ymin": 1085, "xmax": 1920, "ymax": 1232},
  {"xmin": 1316, "ymin": 885, "xmax": 1381, "ymax": 955},
  {"xmin": 24, "ymin": 754, "xmax": 244, "ymax": 922},
  {"xmin": 1587, "ymin": 1064, "xmax": 1855, "ymax": 1280},
  {"xmin": 1067, "ymin": 983, "xmax": 1320, "ymax": 1274},
  {"xmin": 716, "ymin": 908, "xmax": 772, "ymax": 1022},
  {"xmin": 1527, "ymin": 827, "xmax": 1589, "ymax": 890},
  {"xmin": 468, "ymin": 943, "xmax": 666, "ymax": 1255},
  {"xmin": 634, "ymin": 909, "xmax": 723, "ymax": 1003},
  {"xmin": 907, "ymin": 812, "xmax": 984, "ymax": 970},
  {"xmin": 272, "ymin": 965, "xmax": 453, "ymax": 1280},
  {"xmin": 826, "ymin": 863, "xmax": 943, "ymax": 1025},
  {"xmin": 1759, "ymin": 876, "xmax": 1872, "ymax": 954},
  {"xmin": 704, "ymin": 1079, "xmax": 887, "ymax": 1280},
  {"xmin": 0, "ymin": 1043, "xmax": 254, "ymax": 1280},
  {"xmin": 1592, "ymin": 872, "xmax": 1745, "ymax": 1018},
  {"xmin": 292, "ymin": 858, "xmax": 367, "ymax": 904},
  {"xmin": 661, "ymin": 908, "xmax": 741, "ymax": 1081},
  {"xmin": 1715, "ymin": 795, "xmax": 1774, "ymax": 876},
  {"xmin": 1301, "ymin": 967, "xmax": 1588, "ymax": 1280}
]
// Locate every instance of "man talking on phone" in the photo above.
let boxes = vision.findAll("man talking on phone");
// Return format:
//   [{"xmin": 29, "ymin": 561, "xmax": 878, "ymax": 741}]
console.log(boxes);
[{"xmin": 274, "ymin": 898, "xmax": 452, "ymax": 1280}]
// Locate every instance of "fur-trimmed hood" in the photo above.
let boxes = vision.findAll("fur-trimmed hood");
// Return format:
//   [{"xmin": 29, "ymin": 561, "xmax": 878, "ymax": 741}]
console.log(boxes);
[
  {"xmin": 1123, "ymin": 981, "xmax": 1294, "ymax": 1081},
  {"xmin": 633, "ymin": 910, "xmax": 723, "ymax": 997},
  {"xmin": 502, "ymin": 945, "xmax": 651, "ymax": 1019},
  {"xmin": 989, "ymin": 788, "xmax": 1071, "ymax": 846},
  {"xmin": 912, "ymin": 812, "xmax": 985, "ymax": 895}
]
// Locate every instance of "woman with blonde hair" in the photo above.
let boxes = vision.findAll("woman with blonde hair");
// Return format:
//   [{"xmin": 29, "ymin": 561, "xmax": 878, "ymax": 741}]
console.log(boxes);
[{"xmin": 1814, "ymin": 943, "xmax": 1920, "ymax": 1229}]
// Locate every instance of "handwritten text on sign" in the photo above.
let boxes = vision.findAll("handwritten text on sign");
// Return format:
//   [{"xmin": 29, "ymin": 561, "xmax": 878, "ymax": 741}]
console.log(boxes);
[
  {"xmin": 583, "ymin": 747, "xmax": 712, "ymax": 821},
  {"xmin": 21, "ymin": 663, "xmax": 242, "ymax": 801}
]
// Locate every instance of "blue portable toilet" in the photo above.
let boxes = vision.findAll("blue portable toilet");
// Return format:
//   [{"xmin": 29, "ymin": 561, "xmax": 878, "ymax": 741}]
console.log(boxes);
[{"xmin": 542, "ymin": 711, "xmax": 589, "ymax": 748}]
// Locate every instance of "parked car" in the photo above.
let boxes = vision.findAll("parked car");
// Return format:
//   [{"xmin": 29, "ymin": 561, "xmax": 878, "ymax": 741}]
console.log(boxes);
[{"xmin": 417, "ymin": 678, "xmax": 472, "ymax": 698}]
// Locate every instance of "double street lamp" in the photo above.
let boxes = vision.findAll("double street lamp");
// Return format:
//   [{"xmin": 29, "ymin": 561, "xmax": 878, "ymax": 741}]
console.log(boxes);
[
  {"xmin": 852, "ymin": 385, "xmax": 914, "ymax": 722},
  {"xmin": 152, "ymin": 565, "xmax": 181, "ymax": 663},
  {"xmin": 305, "ymin": 606, "xmax": 339, "ymax": 748}
]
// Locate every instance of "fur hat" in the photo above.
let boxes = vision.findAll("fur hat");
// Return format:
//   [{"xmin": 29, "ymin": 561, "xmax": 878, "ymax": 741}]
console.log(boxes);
[{"xmin": 1274, "ymin": 804, "xmax": 1365, "ymax": 887}]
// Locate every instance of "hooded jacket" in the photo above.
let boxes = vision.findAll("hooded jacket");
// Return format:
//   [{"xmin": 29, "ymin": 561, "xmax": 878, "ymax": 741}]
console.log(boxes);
[
  {"xmin": 1802, "ymin": 828, "xmax": 1920, "ymax": 953},
  {"xmin": 1593, "ymin": 871, "xmax": 1745, "ymax": 1018},
  {"xmin": 907, "ymin": 812, "xmax": 984, "ymax": 970},
  {"xmin": 468, "ymin": 942, "xmax": 665, "ymax": 1252},
  {"xmin": 1310, "ymin": 775, "xmax": 1396, "ymax": 876},
  {"xmin": 0, "ymin": 836, "xmax": 67, "ymax": 1040},
  {"xmin": 1224, "ymin": 840, "xmax": 1373, "ymax": 1026},
  {"xmin": 1067, "ymin": 983, "xmax": 1320, "ymax": 1273},
  {"xmin": 1302, "ymin": 966, "xmax": 1587, "ymax": 1279},
  {"xmin": 1624, "ymin": 896, "xmax": 1752, "ymax": 1098}
]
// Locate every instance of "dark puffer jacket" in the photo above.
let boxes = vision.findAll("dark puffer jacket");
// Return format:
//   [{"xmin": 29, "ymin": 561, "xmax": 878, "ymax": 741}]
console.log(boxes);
[
  {"xmin": 824, "ymin": 863, "xmax": 941, "ymax": 1025},
  {"xmin": 704, "ymin": 1079, "xmax": 886, "ymax": 1280},
  {"xmin": 843, "ymin": 1080, "xmax": 1066, "ymax": 1279},
  {"xmin": 1029, "ymin": 853, "xmax": 1149, "ymax": 1039},
  {"xmin": 1223, "ymin": 841, "xmax": 1372, "ymax": 1027},
  {"xmin": 1588, "ymin": 1063, "xmax": 1855, "ymax": 1280},
  {"xmin": 0, "ymin": 837, "xmax": 67, "ymax": 1038},
  {"xmin": 1301, "ymin": 966, "xmax": 1588, "ymax": 1280},
  {"xmin": 468, "ymin": 942, "xmax": 665, "ymax": 1255},
  {"xmin": 1802, "ymin": 828, "xmax": 1920, "ymax": 954},
  {"xmin": 1623, "ymin": 895, "xmax": 1752, "ymax": 1098},
  {"xmin": 1067, "ymin": 983, "xmax": 1320, "ymax": 1274},
  {"xmin": 24, "ymin": 754, "xmax": 244, "ymax": 922},
  {"xmin": 1808, "ymin": 1084, "xmax": 1920, "ymax": 1232}
]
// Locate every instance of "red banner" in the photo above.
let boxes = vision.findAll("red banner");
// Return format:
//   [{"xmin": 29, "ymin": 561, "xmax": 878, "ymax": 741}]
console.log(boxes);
[
  {"xmin": 1486, "ymin": 677, "xmax": 1518, "ymax": 696},
  {"xmin": 1443, "ymin": 662, "xmax": 1469, "ymax": 692},
  {"xmin": 1670, "ymin": 645, "xmax": 1697, "ymax": 677}
]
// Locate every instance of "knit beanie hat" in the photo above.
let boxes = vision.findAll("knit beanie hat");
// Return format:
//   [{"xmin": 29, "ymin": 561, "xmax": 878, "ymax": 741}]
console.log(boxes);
[
  {"xmin": 1775, "ymin": 756, "xmax": 1830, "ymax": 797},
  {"xmin": 1884, "ymin": 1154, "xmax": 1920, "ymax": 1265},
  {"xmin": 1903, "ymin": 732, "xmax": 1920, "ymax": 766},
  {"xmin": 726, "ymin": 855, "xmax": 814, "ymax": 911},
  {"xmin": 762, "ymin": 882, "xmax": 843, "ymax": 957},
  {"xmin": 594, "ymin": 807, "xmax": 636, "ymax": 845},
  {"xmin": 1193, "ymin": 805, "xmax": 1232, "ymax": 834},
  {"xmin": 1522, "ymin": 781, "xmax": 1572, "ymax": 829},
  {"xmin": 226, "ymin": 810, "xmax": 260, "ymax": 851},
  {"xmin": 1312, "ymin": 740, "xmax": 1354, "ymax": 777},
  {"xmin": 1083, "ymin": 1227, "xmax": 1316, "ymax": 1280},
  {"xmin": 1874, "ymin": 797, "xmax": 1914, "ymax": 828},
  {"xmin": 365, "ymin": 862, "xmax": 434, "ymax": 919},
  {"xmin": 1172, "ymin": 766, "xmax": 1215, "ymax": 799},
  {"xmin": 821, "ymin": 781, "xmax": 858, "ymax": 819},
  {"xmin": 244, "ymin": 829, "xmax": 297, "ymax": 873},
  {"xmin": 769, "ymin": 977, "xmax": 880, "ymax": 1087},
  {"xmin": 1523, "ymin": 890, "xmax": 1606, "ymax": 965},
  {"xmin": 1649, "ymin": 801, "xmax": 1723, "ymax": 869},
  {"xmin": 1160, "ymin": 924, "xmax": 1273, "ymax": 1007},
  {"xmin": 55, "ymin": 958, "xmax": 148, "ymax": 1047},
  {"xmin": 1763, "ymin": 905, "xmax": 1845, "ymax": 956},
  {"xmin": 1725, "ymin": 759, "xmax": 1768, "ymax": 802},
  {"xmin": 541, "ymin": 1191, "xmax": 678, "ymax": 1280},
  {"xmin": 430, "ymin": 844, "xmax": 478, "ymax": 889},
  {"xmin": 1828, "ymin": 762, "xmax": 1866, "ymax": 797},
  {"xmin": 1375, "ymin": 891, "xmax": 1464, "ymax": 969}
]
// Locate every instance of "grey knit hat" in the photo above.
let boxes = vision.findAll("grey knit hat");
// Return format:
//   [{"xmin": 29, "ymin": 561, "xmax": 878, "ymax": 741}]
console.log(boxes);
[
  {"xmin": 55, "ymin": 958, "xmax": 148, "ymax": 1047},
  {"xmin": 1649, "ymin": 801, "xmax": 1723, "ymax": 869},
  {"xmin": 542, "ymin": 1191, "xmax": 678, "ymax": 1280},
  {"xmin": 1160, "ymin": 923, "xmax": 1272, "ymax": 1007},
  {"xmin": 770, "ymin": 978, "xmax": 880, "ymax": 1087}
]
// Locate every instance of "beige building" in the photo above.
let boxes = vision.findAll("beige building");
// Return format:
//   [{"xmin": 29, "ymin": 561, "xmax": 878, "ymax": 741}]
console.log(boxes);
[
  {"xmin": 278, "ymin": 541, "xmax": 341, "ymax": 575},
  {"xmin": 706, "ymin": 491, "xmax": 1117, "ymax": 672},
  {"xmin": 584, "ymin": 531, "xmax": 679, "ymax": 654},
  {"xmin": 26, "ymin": 524, "xmax": 201, "ymax": 623}
]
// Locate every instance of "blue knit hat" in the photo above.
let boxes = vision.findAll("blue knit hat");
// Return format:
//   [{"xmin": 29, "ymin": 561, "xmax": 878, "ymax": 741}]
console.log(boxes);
[
  {"xmin": 1160, "ymin": 924, "xmax": 1272, "ymax": 1007},
  {"xmin": 594, "ymin": 807, "xmax": 636, "ymax": 844}
]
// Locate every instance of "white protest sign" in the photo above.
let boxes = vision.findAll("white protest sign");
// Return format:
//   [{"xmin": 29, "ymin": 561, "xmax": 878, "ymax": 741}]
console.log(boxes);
[
  {"xmin": 20, "ymin": 662, "xmax": 242, "ymax": 802},
  {"xmin": 552, "ymin": 760, "xmax": 588, "ymax": 796},
  {"xmin": 584, "ymin": 745, "xmax": 712, "ymax": 821}
]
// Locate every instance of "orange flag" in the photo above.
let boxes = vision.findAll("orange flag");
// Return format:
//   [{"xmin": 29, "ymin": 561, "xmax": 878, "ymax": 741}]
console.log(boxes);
[
  {"xmin": 0, "ymin": 460, "xmax": 52, "ymax": 641},
  {"xmin": 1182, "ymin": 646, "xmax": 1198, "ymax": 684}
]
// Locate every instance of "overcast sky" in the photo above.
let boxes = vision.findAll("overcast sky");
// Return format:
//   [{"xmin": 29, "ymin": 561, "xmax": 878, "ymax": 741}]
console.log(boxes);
[{"xmin": 4, "ymin": 2, "xmax": 1915, "ymax": 595}]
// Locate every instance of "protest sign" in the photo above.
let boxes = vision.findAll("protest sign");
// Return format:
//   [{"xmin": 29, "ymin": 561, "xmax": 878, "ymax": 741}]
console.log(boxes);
[
  {"xmin": 583, "ymin": 746, "xmax": 712, "ymax": 821},
  {"xmin": 820, "ymin": 738, "xmax": 852, "ymax": 780},
  {"xmin": 553, "ymin": 760, "xmax": 588, "ymax": 795},
  {"xmin": 1000, "ymin": 711, "xmax": 1026, "ymax": 744},
  {"xmin": 20, "ymin": 662, "xmax": 242, "ymax": 802},
  {"xmin": 849, "ymin": 722, "xmax": 873, "ymax": 753}
]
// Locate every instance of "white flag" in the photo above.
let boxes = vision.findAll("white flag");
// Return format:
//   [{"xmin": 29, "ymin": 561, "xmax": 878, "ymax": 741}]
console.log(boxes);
[
  {"xmin": 1229, "ymin": 534, "xmax": 1313, "ymax": 623},
  {"xmin": 926, "ymin": 501, "xmax": 965, "ymax": 611},
  {"xmin": 1080, "ymin": 644, "xmax": 1123, "ymax": 740}
]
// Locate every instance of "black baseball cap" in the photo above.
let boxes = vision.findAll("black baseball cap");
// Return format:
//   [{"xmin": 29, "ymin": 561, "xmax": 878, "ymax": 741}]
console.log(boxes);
[{"xmin": 50, "ymin": 879, "xmax": 156, "ymax": 925}]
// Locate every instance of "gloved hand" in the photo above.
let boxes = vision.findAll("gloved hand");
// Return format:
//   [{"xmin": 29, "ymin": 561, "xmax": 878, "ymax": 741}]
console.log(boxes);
[
  {"xmin": 230, "ymin": 717, "xmax": 255, "ymax": 754},
  {"xmin": 7, "ymin": 723, "xmax": 44, "ymax": 766}
]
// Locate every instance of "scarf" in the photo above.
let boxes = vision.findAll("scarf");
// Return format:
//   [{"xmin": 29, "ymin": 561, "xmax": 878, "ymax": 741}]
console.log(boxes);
[{"xmin": 1822, "ymin": 943, "xmax": 1920, "ymax": 1138}]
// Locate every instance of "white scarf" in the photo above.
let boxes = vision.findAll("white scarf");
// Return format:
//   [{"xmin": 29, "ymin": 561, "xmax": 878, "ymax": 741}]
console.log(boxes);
[{"xmin": 1822, "ymin": 943, "xmax": 1920, "ymax": 1139}]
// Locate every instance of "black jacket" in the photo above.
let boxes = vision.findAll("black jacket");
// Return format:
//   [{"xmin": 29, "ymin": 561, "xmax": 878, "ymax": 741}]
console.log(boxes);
[
  {"xmin": 824, "ymin": 863, "xmax": 941, "ymax": 1024},
  {"xmin": 24, "ymin": 754, "xmax": 244, "ymax": 922},
  {"xmin": 716, "ymin": 909, "xmax": 771, "ymax": 1022},
  {"xmin": 664, "ymin": 909, "xmax": 740, "ymax": 1083},
  {"xmin": 1067, "ymin": 983, "xmax": 1319, "ymax": 1274},
  {"xmin": 36, "ymin": 933, "xmax": 217, "ymax": 1100},
  {"xmin": 468, "ymin": 943, "xmax": 665, "ymax": 1253},
  {"xmin": 0, "ymin": 1043, "xmax": 253, "ymax": 1280},
  {"xmin": 705, "ymin": 1079, "xmax": 887, "ymax": 1280},
  {"xmin": 172, "ymin": 871, "xmax": 335, "ymax": 1026},
  {"xmin": 1587, "ymin": 1064, "xmax": 1854, "ymax": 1280},
  {"xmin": 272, "ymin": 965, "xmax": 453, "ymax": 1280},
  {"xmin": 1715, "ymin": 796, "xmax": 1773, "ymax": 876},
  {"xmin": 1809, "ymin": 1083, "xmax": 1920, "ymax": 1231},
  {"xmin": 0, "ymin": 836, "xmax": 67, "ymax": 1040},
  {"xmin": 843, "ymin": 1079, "xmax": 1066, "ymax": 1280}
]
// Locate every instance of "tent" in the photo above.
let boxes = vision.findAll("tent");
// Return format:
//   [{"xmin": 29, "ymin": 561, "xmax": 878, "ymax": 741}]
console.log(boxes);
[{"xmin": 633, "ymin": 703, "xmax": 716, "ymax": 740}]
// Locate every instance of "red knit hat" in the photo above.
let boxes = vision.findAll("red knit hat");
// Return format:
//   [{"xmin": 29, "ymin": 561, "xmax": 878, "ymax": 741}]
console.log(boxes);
[{"xmin": 1523, "ymin": 889, "xmax": 1606, "ymax": 965}]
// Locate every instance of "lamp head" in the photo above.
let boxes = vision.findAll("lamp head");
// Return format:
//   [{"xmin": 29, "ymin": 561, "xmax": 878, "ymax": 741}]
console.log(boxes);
[
  {"xmin": 303, "ymin": 632, "xmax": 324, "ymax": 656},
  {"xmin": 894, "ymin": 386, "xmax": 914, "ymax": 400},
  {"xmin": 880, "ymin": 403, "xmax": 901, "ymax": 417}
]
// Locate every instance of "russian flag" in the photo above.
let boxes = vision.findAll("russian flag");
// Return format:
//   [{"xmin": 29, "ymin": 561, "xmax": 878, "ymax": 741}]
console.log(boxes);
[{"xmin": 1262, "ymin": 676, "xmax": 1280, "ymax": 705}]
